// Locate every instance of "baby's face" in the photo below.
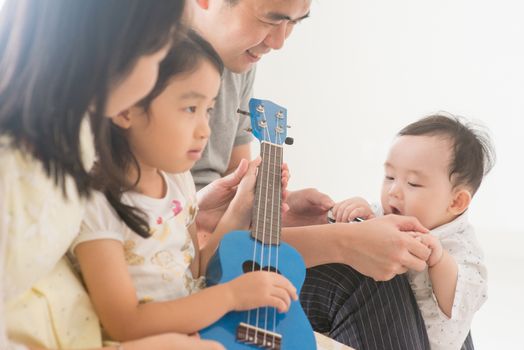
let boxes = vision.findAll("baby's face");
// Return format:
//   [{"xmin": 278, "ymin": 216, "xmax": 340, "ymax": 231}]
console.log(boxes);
[{"xmin": 380, "ymin": 135, "xmax": 458, "ymax": 230}]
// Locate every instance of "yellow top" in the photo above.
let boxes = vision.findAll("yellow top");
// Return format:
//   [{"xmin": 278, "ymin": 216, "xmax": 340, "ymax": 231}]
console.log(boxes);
[{"xmin": 0, "ymin": 120, "xmax": 102, "ymax": 349}]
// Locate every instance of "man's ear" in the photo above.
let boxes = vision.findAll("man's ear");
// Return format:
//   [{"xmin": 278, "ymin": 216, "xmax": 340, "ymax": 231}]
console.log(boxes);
[
  {"xmin": 111, "ymin": 110, "xmax": 133, "ymax": 129},
  {"xmin": 449, "ymin": 188, "xmax": 472, "ymax": 216},
  {"xmin": 195, "ymin": 0, "xmax": 210, "ymax": 10}
]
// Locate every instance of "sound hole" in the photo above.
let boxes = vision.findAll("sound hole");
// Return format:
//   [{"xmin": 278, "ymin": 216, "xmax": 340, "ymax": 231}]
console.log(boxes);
[
  {"xmin": 242, "ymin": 260, "xmax": 281, "ymax": 275},
  {"xmin": 242, "ymin": 260, "xmax": 261, "ymax": 273}
]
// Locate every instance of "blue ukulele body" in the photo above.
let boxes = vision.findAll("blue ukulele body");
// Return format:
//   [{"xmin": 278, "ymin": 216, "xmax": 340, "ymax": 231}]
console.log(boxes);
[{"xmin": 200, "ymin": 230, "xmax": 316, "ymax": 349}]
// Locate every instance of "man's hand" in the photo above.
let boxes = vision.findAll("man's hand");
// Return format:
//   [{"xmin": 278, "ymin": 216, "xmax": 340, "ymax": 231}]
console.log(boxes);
[
  {"xmin": 345, "ymin": 214, "xmax": 431, "ymax": 281},
  {"xmin": 196, "ymin": 159, "xmax": 249, "ymax": 234},
  {"xmin": 282, "ymin": 188, "xmax": 335, "ymax": 227}
]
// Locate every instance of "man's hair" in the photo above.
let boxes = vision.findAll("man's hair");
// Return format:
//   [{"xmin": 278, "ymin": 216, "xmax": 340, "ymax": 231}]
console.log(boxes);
[{"xmin": 398, "ymin": 113, "xmax": 495, "ymax": 195}]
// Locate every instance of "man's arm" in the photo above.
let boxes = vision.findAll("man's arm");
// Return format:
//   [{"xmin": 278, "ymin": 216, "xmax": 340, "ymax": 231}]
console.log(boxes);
[{"xmin": 281, "ymin": 215, "xmax": 431, "ymax": 281}]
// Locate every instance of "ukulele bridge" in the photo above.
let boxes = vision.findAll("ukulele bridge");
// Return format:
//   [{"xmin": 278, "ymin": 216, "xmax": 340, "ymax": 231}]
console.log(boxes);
[{"xmin": 236, "ymin": 322, "xmax": 282, "ymax": 350}]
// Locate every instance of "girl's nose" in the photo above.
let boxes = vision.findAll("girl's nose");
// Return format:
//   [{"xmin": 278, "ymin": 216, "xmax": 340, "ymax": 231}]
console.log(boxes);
[{"xmin": 197, "ymin": 116, "xmax": 211, "ymax": 139}]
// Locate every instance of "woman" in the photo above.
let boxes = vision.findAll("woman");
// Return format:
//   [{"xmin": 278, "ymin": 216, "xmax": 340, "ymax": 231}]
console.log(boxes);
[{"xmin": 0, "ymin": 1, "xmax": 222, "ymax": 349}]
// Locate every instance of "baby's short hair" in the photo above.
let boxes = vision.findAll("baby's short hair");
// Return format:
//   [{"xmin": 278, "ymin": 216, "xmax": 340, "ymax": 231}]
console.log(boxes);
[{"xmin": 398, "ymin": 113, "xmax": 495, "ymax": 195}]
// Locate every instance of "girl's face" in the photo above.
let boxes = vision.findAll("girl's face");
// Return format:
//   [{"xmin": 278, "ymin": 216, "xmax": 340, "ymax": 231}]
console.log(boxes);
[
  {"xmin": 380, "ymin": 135, "xmax": 458, "ymax": 230},
  {"xmin": 105, "ymin": 46, "xmax": 170, "ymax": 117},
  {"xmin": 125, "ymin": 60, "xmax": 221, "ymax": 174}
]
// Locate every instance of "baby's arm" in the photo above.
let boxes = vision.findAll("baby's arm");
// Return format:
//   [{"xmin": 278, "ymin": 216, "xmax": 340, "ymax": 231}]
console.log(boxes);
[
  {"xmin": 418, "ymin": 234, "xmax": 458, "ymax": 318},
  {"xmin": 331, "ymin": 196, "xmax": 376, "ymax": 223},
  {"xmin": 75, "ymin": 239, "xmax": 297, "ymax": 341}
]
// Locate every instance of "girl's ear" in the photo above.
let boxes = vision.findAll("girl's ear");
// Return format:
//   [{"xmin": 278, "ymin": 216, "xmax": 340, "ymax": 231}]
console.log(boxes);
[
  {"xmin": 449, "ymin": 188, "xmax": 472, "ymax": 216},
  {"xmin": 111, "ymin": 110, "xmax": 132, "ymax": 129}
]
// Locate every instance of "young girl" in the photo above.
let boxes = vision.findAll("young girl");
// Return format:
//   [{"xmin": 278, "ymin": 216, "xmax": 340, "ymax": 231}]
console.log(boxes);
[
  {"xmin": 70, "ymin": 30, "xmax": 298, "ymax": 342},
  {"xmin": 331, "ymin": 114, "xmax": 495, "ymax": 350}
]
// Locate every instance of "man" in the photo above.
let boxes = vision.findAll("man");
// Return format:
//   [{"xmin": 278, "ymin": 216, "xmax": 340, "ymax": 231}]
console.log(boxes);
[{"xmin": 187, "ymin": 1, "xmax": 473, "ymax": 349}]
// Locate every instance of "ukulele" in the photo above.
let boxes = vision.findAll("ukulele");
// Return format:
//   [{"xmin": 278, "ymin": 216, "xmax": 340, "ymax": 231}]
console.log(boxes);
[{"xmin": 200, "ymin": 98, "xmax": 316, "ymax": 350}]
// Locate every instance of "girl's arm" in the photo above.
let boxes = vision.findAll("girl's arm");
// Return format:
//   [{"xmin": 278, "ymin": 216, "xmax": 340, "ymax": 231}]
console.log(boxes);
[
  {"xmin": 198, "ymin": 159, "xmax": 261, "ymax": 274},
  {"xmin": 198, "ymin": 199, "xmax": 249, "ymax": 275},
  {"xmin": 26, "ymin": 333, "xmax": 224, "ymax": 350},
  {"xmin": 75, "ymin": 239, "xmax": 296, "ymax": 341}
]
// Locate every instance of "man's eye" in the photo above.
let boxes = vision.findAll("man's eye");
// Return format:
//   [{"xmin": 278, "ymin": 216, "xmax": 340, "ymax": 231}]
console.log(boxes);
[{"xmin": 185, "ymin": 106, "xmax": 197, "ymax": 113}]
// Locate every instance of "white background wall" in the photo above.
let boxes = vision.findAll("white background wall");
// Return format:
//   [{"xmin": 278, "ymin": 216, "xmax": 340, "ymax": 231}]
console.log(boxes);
[
  {"xmin": 254, "ymin": 1, "xmax": 524, "ymax": 348},
  {"xmin": 1, "ymin": 0, "xmax": 522, "ymax": 348}
]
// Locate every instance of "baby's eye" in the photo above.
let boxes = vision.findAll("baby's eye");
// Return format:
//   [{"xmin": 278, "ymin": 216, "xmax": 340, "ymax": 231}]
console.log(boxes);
[
  {"xmin": 206, "ymin": 107, "xmax": 214, "ymax": 115},
  {"xmin": 408, "ymin": 182, "xmax": 422, "ymax": 188},
  {"xmin": 385, "ymin": 175, "xmax": 394, "ymax": 181},
  {"xmin": 184, "ymin": 106, "xmax": 197, "ymax": 113}
]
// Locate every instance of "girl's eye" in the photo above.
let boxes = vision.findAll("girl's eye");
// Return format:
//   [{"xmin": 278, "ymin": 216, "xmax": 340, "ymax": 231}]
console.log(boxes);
[{"xmin": 185, "ymin": 106, "xmax": 197, "ymax": 113}]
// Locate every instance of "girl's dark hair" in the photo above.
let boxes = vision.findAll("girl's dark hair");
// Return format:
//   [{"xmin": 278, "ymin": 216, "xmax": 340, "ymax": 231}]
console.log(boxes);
[
  {"xmin": 93, "ymin": 30, "xmax": 224, "ymax": 238},
  {"xmin": 398, "ymin": 113, "xmax": 496, "ymax": 195},
  {"xmin": 0, "ymin": 0, "xmax": 185, "ymax": 198}
]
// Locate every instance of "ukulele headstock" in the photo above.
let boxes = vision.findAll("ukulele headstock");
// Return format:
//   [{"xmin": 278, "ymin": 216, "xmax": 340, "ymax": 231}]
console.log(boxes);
[{"xmin": 248, "ymin": 98, "xmax": 288, "ymax": 145}]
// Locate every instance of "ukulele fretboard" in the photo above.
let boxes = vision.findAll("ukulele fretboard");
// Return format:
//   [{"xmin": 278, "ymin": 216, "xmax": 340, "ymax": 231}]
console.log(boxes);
[{"xmin": 251, "ymin": 141, "xmax": 283, "ymax": 246}]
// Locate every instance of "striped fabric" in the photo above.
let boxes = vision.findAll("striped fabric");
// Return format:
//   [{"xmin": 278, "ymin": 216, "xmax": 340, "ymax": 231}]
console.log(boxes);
[{"xmin": 301, "ymin": 264, "xmax": 474, "ymax": 350}]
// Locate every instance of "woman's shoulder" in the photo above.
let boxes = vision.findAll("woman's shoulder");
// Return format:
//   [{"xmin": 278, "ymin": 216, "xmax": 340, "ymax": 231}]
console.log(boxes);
[{"xmin": 0, "ymin": 136, "xmax": 86, "ymax": 300}]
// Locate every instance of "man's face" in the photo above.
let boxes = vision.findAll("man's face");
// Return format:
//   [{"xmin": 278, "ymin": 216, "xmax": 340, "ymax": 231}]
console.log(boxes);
[{"xmin": 196, "ymin": 0, "xmax": 310, "ymax": 73}]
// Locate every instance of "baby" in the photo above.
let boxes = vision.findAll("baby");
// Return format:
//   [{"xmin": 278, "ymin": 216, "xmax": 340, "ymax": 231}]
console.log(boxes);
[{"xmin": 331, "ymin": 114, "xmax": 495, "ymax": 350}]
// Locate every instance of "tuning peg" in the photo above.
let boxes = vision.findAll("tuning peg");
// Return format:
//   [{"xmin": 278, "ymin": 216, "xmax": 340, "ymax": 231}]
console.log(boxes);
[
  {"xmin": 285, "ymin": 137, "xmax": 294, "ymax": 145},
  {"xmin": 237, "ymin": 108, "xmax": 250, "ymax": 116}
]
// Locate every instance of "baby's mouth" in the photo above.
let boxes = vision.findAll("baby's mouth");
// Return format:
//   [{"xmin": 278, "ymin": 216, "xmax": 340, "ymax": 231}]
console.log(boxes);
[{"xmin": 391, "ymin": 206, "xmax": 401, "ymax": 215}]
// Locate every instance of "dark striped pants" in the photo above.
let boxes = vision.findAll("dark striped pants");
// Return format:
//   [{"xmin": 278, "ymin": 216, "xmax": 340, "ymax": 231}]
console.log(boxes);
[{"xmin": 300, "ymin": 264, "xmax": 474, "ymax": 350}]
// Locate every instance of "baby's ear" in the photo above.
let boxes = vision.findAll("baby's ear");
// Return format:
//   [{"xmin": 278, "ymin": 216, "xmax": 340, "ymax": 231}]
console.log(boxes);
[
  {"xmin": 449, "ymin": 188, "xmax": 472, "ymax": 216},
  {"xmin": 110, "ymin": 109, "xmax": 133, "ymax": 129}
]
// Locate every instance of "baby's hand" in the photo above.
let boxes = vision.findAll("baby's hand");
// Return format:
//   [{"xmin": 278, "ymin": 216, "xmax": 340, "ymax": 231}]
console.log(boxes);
[
  {"xmin": 226, "ymin": 271, "xmax": 298, "ymax": 313},
  {"xmin": 331, "ymin": 197, "xmax": 375, "ymax": 223},
  {"xmin": 412, "ymin": 233, "xmax": 443, "ymax": 267}
]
